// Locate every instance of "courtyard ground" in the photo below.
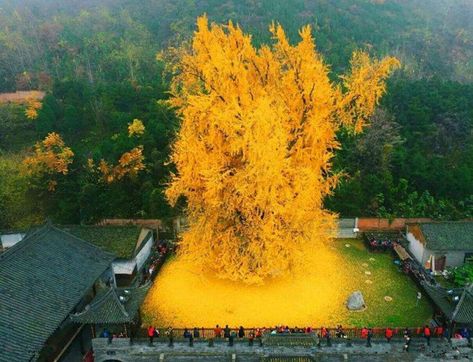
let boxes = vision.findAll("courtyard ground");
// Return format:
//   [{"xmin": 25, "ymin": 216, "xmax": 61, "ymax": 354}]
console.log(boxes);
[
  {"xmin": 332, "ymin": 239, "xmax": 433, "ymax": 327},
  {"xmin": 142, "ymin": 238, "xmax": 433, "ymax": 327}
]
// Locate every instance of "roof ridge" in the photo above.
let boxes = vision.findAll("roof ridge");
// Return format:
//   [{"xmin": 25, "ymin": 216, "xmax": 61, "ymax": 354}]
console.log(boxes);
[
  {"xmin": 70, "ymin": 287, "xmax": 115, "ymax": 318},
  {"xmin": 111, "ymin": 288, "xmax": 130, "ymax": 318},
  {"xmin": 452, "ymin": 286, "xmax": 468, "ymax": 321},
  {"xmin": 117, "ymin": 280, "xmax": 152, "ymax": 293}
]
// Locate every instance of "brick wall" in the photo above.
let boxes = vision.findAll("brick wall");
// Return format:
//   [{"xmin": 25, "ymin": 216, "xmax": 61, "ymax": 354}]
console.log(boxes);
[{"xmin": 357, "ymin": 218, "xmax": 432, "ymax": 231}]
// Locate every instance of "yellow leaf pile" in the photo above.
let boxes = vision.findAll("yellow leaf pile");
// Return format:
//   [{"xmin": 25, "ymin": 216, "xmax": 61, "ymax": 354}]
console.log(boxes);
[
  {"xmin": 143, "ymin": 244, "xmax": 347, "ymax": 328},
  {"xmin": 165, "ymin": 16, "xmax": 399, "ymax": 284}
]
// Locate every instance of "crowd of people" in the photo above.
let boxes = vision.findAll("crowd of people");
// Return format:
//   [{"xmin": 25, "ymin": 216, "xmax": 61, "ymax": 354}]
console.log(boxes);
[
  {"xmin": 99, "ymin": 328, "xmax": 128, "ymax": 343},
  {"xmin": 364, "ymin": 232, "xmax": 402, "ymax": 251},
  {"xmin": 143, "ymin": 240, "xmax": 172, "ymax": 282},
  {"xmin": 139, "ymin": 324, "xmax": 472, "ymax": 351}
]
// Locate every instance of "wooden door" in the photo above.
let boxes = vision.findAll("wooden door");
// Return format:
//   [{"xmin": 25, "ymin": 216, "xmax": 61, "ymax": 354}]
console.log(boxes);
[{"xmin": 435, "ymin": 255, "xmax": 446, "ymax": 271}]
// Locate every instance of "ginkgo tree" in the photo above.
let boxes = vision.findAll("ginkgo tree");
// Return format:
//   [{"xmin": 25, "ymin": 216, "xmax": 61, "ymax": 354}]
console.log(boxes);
[
  {"xmin": 165, "ymin": 16, "xmax": 399, "ymax": 284},
  {"xmin": 23, "ymin": 132, "xmax": 74, "ymax": 191}
]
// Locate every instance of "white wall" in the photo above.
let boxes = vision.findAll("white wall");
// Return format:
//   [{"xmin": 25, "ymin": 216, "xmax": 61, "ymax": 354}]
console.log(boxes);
[
  {"xmin": 112, "ymin": 259, "xmax": 136, "ymax": 275},
  {"xmin": 135, "ymin": 233, "xmax": 153, "ymax": 271},
  {"xmin": 406, "ymin": 231, "xmax": 426, "ymax": 265},
  {"xmin": 446, "ymin": 250, "xmax": 471, "ymax": 267},
  {"xmin": 0, "ymin": 233, "xmax": 25, "ymax": 248}
]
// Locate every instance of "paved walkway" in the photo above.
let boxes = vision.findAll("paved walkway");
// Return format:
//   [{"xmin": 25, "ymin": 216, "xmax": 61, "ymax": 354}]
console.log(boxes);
[{"xmin": 92, "ymin": 338, "xmax": 473, "ymax": 361}]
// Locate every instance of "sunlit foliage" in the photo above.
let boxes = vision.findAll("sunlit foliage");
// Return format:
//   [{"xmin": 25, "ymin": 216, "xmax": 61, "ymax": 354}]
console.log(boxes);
[
  {"xmin": 24, "ymin": 99, "xmax": 42, "ymax": 120},
  {"xmin": 92, "ymin": 146, "xmax": 145, "ymax": 183},
  {"xmin": 23, "ymin": 132, "xmax": 74, "ymax": 190},
  {"xmin": 165, "ymin": 16, "xmax": 399, "ymax": 284},
  {"xmin": 128, "ymin": 118, "xmax": 145, "ymax": 136}
]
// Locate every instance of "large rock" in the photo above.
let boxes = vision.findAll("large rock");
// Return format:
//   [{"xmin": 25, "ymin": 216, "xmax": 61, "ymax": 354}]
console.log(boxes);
[{"xmin": 347, "ymin": 291, "xmax": 366, "ymax": 310}]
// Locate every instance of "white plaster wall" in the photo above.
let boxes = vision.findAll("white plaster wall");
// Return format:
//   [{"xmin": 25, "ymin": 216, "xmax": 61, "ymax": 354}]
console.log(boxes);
[
  {"xmin": 0, "ymin": 233, "xmax": 25, "ymax": 248},
  {"xmin": 446, "ymin": 251, "xmax": 470, "ymax": 267},
  {"xmin": 407, "ymin": 232, "xmax": 426, "ymax": 264},
  {"xmin": 112, "ymin": 259, "xmax": 136, "ymax": 275},
  {"xmin": 135, "ymin": 233, "xmax": 153, "ymax": 271}
]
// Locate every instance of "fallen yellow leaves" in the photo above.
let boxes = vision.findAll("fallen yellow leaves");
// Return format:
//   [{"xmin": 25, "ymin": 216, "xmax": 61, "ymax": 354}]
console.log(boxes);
[{"xmin": 143, "ymin": 244, "xmax": 351, "ymax": 327}]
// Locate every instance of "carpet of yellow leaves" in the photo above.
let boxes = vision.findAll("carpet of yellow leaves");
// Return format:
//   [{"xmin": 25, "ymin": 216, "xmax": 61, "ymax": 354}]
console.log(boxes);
[
  {"xmin": 143, "ymin": 244, "xmax": 353, "ymax": 327},
  {"xmin": 142, "ymin": 239, "xmax": 433, "ymax": 328}
]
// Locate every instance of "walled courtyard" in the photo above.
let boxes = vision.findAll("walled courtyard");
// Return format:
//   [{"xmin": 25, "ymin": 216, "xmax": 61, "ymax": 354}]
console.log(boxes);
[{"xmin": 142, "ymin": 239, "xmax": 433, "ymax": 328}]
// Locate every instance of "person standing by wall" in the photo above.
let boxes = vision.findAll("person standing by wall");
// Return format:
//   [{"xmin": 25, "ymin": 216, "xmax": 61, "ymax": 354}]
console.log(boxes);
[
  {"xmin": 147, "ymin": 326, "xmax": 155, "ymax": 345},
  {"xmin": 367, "ymin": 328, "xmax": 373, "ymax": 347},
  {"xmin": 423, "ymin": 325, "xmax": 431, "ymax": 346}
]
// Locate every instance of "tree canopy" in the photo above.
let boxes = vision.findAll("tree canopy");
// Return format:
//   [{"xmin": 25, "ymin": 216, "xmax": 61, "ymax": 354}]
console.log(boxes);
[{"xmin": 166, "ymin": 17, "xmax": 398, "ymax": 283}]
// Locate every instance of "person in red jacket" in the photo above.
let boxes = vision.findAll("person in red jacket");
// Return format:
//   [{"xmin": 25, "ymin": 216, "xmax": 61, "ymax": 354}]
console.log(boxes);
[
  {"xmin": 214, "ymin": 324, "xmax": 222, "ymax": 338},
  {"xmin": 385, "ymin": 327, "xmax": 393, "ymax": 343},
  {"xmin": 423, "ymin": 325, "xmax": 431, "ymax": 346},
  {"xmin": 320, "ymin": 327, "xmax": 327, "ymax": 338},
  {"xmin": 148, "ymin": 325, "xmax": 155, "ymax": 345},
  {"xmin": 361, "ymin": 327, "xmax": 368, "ymax": 339}
]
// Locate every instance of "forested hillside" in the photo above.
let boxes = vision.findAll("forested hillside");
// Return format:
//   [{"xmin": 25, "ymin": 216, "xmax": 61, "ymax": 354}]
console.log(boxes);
[{"xmin": 1, "ymin": 0, "xmax": 473, "ymax": 228}]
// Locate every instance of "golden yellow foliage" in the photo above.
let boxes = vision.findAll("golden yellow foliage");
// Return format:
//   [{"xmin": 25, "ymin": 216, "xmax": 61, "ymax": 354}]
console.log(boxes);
[
  {"xmin": 24, "ymin": 99, "xmax": 42, "ymax": 120},
  {"xmin": 165, "ymin": 16, "xmax": 399, "ymax": 284},
  {"xmin": 96, "ymin": 146, "xmax": 145, "ymax": 183},
  {"xmin": 128, "ymin": 118, "xmax": 145, "ymax": 136},
  {"xmin": 23, "ymin": 132, "xmax": 74, "ymax": 190}
]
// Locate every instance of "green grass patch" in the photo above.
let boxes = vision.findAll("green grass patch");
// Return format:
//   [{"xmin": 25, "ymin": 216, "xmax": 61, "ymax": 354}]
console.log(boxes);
[{"xmin": 334, "ymin": 238, "xmax": 433, "ymax": 327}]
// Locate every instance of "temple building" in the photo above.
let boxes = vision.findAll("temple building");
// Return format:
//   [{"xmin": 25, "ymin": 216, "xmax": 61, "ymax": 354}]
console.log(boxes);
[
  {"xmin": 70, "ymin": 282, "xmax": 150, "ymax": 337},
  {"xmin": 0, "ymin": 223, "xmax": 115, "ymax": 362},
  {"xmin": 406, "ymin": 221, "xmax": 473, "ymax": 273}
]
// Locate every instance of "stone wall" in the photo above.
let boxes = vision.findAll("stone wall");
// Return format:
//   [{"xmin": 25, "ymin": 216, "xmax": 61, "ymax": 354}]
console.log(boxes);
[
  {"xmin": 98, "ymin": 219, "xmax": 162, "ymax": 229},
  {"xmin": 92, "ymin": 338, "xmax": 472, "ymax": 362}
]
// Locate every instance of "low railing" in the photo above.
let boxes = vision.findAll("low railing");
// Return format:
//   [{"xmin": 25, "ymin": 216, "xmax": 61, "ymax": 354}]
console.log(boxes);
[{"xmin": 133, "ymin": 327, "xmax": 444, "ymax": 341}]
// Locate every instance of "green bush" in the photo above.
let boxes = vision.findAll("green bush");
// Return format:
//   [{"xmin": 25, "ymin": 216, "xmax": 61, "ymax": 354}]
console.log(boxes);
[{"xmin": 450, "ymin": 263, "xmax": 473, "ymax": 287}]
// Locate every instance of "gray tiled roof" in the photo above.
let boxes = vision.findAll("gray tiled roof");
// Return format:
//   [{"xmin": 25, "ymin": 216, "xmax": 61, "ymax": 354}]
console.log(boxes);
[
  {"xmin": 0, "ymin": 223, "xmax": 114, "ymax": 362},
  {"xmin": 70, "ymin": 282, "xmax": 150, "ymax": 324},
  {"xmin": 421, "ymin": 282, "xmax": 473, "ymax": 324},
  {"xmin": 419, "ymin": 222, "xmax": 473, "ymax": 251},
  {"xmin": 452, "ymin": 284, "xmax": 473, "ymax": 324}
]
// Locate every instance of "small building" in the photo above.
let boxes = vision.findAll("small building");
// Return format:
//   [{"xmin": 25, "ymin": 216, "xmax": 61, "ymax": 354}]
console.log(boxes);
[
  {"xmin": 0, "ymin": 223, "xmax": 115, "ymax": 362},
  {"xmin": 62, "ymin": 225, "xmax": 156, "ymax": 286},
  {"xmin": 1, "ymin": 224, "xmax": 157, "ymax": 284},
  {"xmin": 70, "ymin": 282, "xmax": 151, "ymax": 337},
  {"xmin": 406, "ymin": 221, "xmax": 473, "ymax": 273}
]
